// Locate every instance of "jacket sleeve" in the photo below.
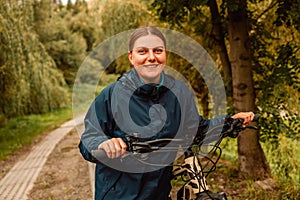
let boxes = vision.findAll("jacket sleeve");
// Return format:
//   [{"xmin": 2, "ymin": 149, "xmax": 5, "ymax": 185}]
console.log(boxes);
[
  {"xmin": 78, "ymin": 87, "xmax": 115, "ymax": 163},
  {"xmin": 175, "ymin": 81, "xmax": 231, "ymax": 146},
  {"xmin": 195, "ymin": 114, "xmax": 231, "ymax": 145}
]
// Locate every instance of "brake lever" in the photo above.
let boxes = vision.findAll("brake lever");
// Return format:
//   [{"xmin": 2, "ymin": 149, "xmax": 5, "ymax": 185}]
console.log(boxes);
[
  {"xmin": 131, "ymin": 142, "xmax": 159, "ymax": 153},
  {"xmin": 226, "ymin": 119, "xmax": 259, "ymax": 138},
  {"xmin": 125, "ymin": 140, "xmax": 166, "ymax": 161},
  {"xmin": 130, "ymin": 138, "xmax": 183, "ymax": 153},
  {"xmin": 224, "ymin": 119, "xmax": 243, "ymax": 138}
]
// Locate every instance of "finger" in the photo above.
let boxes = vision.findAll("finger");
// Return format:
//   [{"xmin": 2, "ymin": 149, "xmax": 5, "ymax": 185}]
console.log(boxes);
[
  {"xmin": 243, "ymin": 116, "xmax": 251, "ymax": 125},
  {"xmin": 244, "ymin": 112, "xmax": 254, "ymax": 124},
  {"xmin": 98, "ymin": 139, "xmax": 127, "ymax": 159},
  {"xmin": 112, "ymin": 139, "xmax": 122, "ymax": 158},
  {"xmin": 110, "ymin": 138, "xmax": 127, "ymax": 158},
  {"xmin": 250, "ymin": 112, "xmax": 255, "ymax": 121},
  {"xmin": 118, "ymin": 138, "xmax": 127, "ymax": 155},
  {"xmin": 102, "ymin": 140, "xmax": 116, "ymax": 158}
]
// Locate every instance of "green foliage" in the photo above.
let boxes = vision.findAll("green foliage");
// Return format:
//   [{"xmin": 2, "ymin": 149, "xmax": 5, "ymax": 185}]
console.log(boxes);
[
  {"xmin": 151, "ymin": 0, "xmax": 299, "ymax": 188},
  {"xmin": 98, "ymin": 0, "xmax": 155, "ymax": 74},
  {"xmin": 260, "ymin": 136, "xmax": 300, "ymax": 199},
  {"xmin": 0, "ymin": 113, "xmax": 7, "ymax": 128},
  {"xmin": 250, "ymin": 0, "xmax": 300, "ymax": 142},
  {"xmin": 151, "ymin": 0, "xmax": 300, "ymax": 138},
  {"xmin": 33, "ymin": 0, "xmax": 87, "ymax": 85},
  {"xmin": 76, "ymin": 57, "xmax": 104, "ymax": 84},
  {"xmin": 0, "ymin": 0, "xmax": 69, "ymax": 118},
  {"xmin": 150, "ymin": 0, "xmax": 214, "ymax": 52},
  {"xmin": 100, "ymin": 0, "xmax": 153, "ymax": 38},
  {"xmin": 274, "ymin": 0, "xmax": 300, "ymax": 31},
  {"xmin": 165, "ymin": 52, "xmax": 212, "ymax": 118},
  {"xmin": 151, "ymin": 0, "xmax": 208, "ymax": 27},
  {"xmin": 222, "ymin": 136, "xmax": 300, "ymax": 199},
  {"xmin": 0, "ymin": 107, "xmax": 72, "ymax": 161},
  {"xmin": 263, "ymin": 136, "xmax": 299, "ymax": 180},
  {"xmin": 67, "ymin": 12, "xmax": 97, "ymax": 51},
  {"xmin": 150, "ymin": 0, "xmax": 234, "ymax": 117}
]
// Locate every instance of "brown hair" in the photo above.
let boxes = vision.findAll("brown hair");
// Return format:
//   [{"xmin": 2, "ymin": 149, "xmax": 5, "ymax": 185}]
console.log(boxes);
[{"xmin": 129, "ymin": 27, "xmax": 166, "ymax": 51}]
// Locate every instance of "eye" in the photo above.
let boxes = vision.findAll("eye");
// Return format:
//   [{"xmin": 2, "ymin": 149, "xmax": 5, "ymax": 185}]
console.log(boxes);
[
  {"xmin": 153, "ymin": 48, "xmax": 164, "ymax": 54},
  {"xmin": 136, "ymin": 48, "xmax": 147, "ymax": 55}
]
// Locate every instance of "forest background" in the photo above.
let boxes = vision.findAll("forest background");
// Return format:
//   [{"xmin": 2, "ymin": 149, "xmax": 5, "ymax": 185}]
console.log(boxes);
[{"xmin": 0, "ymin": 0, "xmax": 299, "ymax": 199}]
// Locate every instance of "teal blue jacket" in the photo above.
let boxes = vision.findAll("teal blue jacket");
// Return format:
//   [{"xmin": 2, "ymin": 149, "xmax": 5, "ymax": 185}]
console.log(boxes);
[{"xmin": 79, "ymin": 69, "xmax": 225, "ymax": 200}]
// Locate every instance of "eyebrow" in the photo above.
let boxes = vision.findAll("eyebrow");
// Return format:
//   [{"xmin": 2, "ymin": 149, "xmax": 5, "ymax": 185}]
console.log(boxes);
[{"xmin": 134, "ymin": 46, "xmax": 165, "ymax": 49}]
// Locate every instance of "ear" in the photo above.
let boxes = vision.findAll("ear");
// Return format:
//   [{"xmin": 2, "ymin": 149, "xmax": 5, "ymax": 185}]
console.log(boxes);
[{"xmin": 128, "ymin": 51, "xmax": 134, "ymax": 65}]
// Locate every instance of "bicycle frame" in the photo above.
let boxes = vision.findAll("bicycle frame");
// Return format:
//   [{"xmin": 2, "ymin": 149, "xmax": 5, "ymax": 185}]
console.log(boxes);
[
  {"xmin": 172, "ymin": 116, "xmax": 258, "ymax": 200},
  {"xmin": 172, "ymin": 126, "xmax": 226, "ymax": 200}
]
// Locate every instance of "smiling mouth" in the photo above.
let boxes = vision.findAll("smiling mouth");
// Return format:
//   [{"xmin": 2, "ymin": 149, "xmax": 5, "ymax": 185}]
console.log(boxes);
[{"xmin": 142, "ymin": 64, "xmax": 161, "ymax": 68}]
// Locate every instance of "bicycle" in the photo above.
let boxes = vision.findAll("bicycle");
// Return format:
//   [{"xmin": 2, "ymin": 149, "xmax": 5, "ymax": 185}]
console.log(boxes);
[{"xmin": 91, "ymin": 115, "xmax": 259, "ymax": 200}]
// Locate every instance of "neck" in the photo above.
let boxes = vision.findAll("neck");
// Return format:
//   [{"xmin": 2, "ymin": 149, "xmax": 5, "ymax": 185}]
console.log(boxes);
[{"xmin": 139, "ymin": 73, "xmax": 164, "ymax": 87}]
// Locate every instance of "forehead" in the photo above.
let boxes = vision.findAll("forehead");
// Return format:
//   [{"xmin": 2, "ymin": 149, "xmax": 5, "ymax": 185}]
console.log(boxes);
[{"xmin": 133, "ymin": 35, "xmax": 165, "ymax": 48}]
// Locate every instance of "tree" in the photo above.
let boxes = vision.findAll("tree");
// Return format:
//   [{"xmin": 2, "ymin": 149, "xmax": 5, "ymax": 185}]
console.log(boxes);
[
  {"xmin": 33, "ymin": 0, "xmax": 87, "ymax": 85},
  {"xmin": 227, "ymin": 0, "xmax": 271, "ymax": 178},
  {"xmin": 0, "ymin": 0, "xmax": 69, "ymax": 117},
  {"xmin": 151, "ymin": 0, "xmax": 272, "ymax": 179},
  {"xmin": 98, "ymin": 0, "xmax": 155, "ymax": 74},
  {"xmin": 208, "ymin": 0, "xmax": 232, "ymax": 94}
]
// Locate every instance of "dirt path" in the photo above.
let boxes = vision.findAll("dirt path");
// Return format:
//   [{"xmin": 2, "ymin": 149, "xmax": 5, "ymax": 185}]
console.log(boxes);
[{"xmin": 28, "ymin": 129, "xmax": 93, "ymax": 200}]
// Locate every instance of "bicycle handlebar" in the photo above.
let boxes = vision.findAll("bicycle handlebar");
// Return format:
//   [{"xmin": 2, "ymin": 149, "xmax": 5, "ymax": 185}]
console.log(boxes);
[
  {"xmin": 91, "ymin": 138, "xmax": 183, "ymax": 161},
  {"xmin": 222, "ymin": 114, "xmax": 259, "ymax": 138},
  {"xmin": 91, "ymin": 114, "xmax": 259, "ymax": 161}
]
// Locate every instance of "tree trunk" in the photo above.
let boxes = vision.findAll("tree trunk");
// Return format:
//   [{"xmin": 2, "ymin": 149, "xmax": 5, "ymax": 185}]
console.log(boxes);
[
  {"xmin": 227, "ymin": 0, "xmax": 271, "ymax": 179},
  {"xmin": 208, "ymin": 0, "xmax": 232, "ymax": 94}
]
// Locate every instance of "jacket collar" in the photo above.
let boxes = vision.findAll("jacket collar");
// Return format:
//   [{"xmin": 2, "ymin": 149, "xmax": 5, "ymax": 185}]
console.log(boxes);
[{"xmin": 118, "ymin": 68, "xmax": 175, "ymax": 100}]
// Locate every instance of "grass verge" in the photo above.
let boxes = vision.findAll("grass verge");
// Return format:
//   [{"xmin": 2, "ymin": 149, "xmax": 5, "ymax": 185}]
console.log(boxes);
[
  {"xmin": 0, "ymin": 107, "xmax": 73, "ymax": 161},
  {"xmin": 219, "ymin": 135, "xmax": 300, "ymax": 199}
]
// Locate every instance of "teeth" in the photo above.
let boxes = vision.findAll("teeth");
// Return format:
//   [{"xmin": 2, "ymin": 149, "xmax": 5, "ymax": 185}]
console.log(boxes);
[{"xmin": 143, "ymin": 64, "xmax": 159, "ymax": 68}]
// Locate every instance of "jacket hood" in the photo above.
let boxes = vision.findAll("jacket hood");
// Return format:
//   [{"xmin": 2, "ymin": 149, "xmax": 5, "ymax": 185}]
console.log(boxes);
[{"xmin": 118, "ymin": 68, "xmax": 175, "ymax": 101}]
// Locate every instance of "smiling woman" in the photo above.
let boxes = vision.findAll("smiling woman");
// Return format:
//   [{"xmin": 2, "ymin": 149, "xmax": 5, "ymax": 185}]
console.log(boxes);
[
  {"xmin": 127, "ymin": 27, "xmax": 167, "ymax": 84},
  {"xmin": 78, "ymin": 26, "xmax": 200, "ymax": 199},
  {"xmin": 128, "ymin": 35, "xmax": 166, "ymax": 84},
  {"xmin": 78, "ymin": 26, "xmax": 255, "ymax": 200}
]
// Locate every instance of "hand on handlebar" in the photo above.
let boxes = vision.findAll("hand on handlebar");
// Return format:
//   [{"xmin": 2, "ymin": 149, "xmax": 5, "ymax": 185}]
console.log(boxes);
[
  {"xmin": 93, "ymin": 113, "xmax": 258, "ymax": 160},
  {"xmin": 98, "ymin": 138, "xmax": 127, "ymax": 159},
  {"xmin": 231, "ymin": 111, "xmax": 255, "ymax": 126},
  {"xmin": 223, "ymin": 112, "xmax": 259, "ymax": 138}
]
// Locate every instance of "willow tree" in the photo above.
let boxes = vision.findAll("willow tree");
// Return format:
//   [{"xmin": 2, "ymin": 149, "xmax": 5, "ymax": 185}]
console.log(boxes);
[
  {"xmin": 33, "ymin": 0, "xmax": 88, "ymax": 85},
  {"xmin": 0, "ymin": 0, "xmax": 68, "ymax": 118},
  {"xmin": 97, "ymin": 0, "xmax": 156, "ymax": 74}
]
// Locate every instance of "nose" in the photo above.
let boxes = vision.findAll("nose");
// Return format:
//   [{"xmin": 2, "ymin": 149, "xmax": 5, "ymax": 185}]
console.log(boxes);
[{"xmin": 148, "ymin": 50, "xmax": 156, "ymax": 62}]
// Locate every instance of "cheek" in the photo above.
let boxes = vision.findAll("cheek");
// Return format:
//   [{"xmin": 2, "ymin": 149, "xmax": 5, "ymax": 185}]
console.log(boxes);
[
  {"xmin": 132, "ymin": 55, "xmax": 147, "ymax": 65},
  {"xmin": 158, "ymin": 53, "xmax": 167, "ymax": 63},
  {"xmin": 161, "ymin": 57, "xmax": 167, "ymax": 64}
]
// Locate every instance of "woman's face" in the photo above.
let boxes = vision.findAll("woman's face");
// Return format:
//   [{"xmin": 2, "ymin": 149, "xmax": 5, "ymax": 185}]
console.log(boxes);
[{"xmin": 128, "ymin": 35, "xmax": 166, "ymax": 84}]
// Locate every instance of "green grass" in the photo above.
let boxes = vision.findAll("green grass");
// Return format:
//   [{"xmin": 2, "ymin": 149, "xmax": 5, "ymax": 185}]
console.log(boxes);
[
  {"xmin": 0, "ymin": 72, "xmax": 119, "ymax": 161},
  {"xmin": 219, "ymin": 134, "xmax": 300, "ymax": 199},
  {"xmin": 0, "ymin": 107, "xmax": 73, "ymax": 161}
]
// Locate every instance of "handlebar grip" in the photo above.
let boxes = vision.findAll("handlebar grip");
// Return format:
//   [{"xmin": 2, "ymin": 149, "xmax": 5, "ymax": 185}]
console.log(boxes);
[
  {"xmin": 253, "ymin": 114, "xmax": 260, "ymax": 122},
  {"xmin": 91, "ymin": 149, "xmax": 107, "ymax": 161}
]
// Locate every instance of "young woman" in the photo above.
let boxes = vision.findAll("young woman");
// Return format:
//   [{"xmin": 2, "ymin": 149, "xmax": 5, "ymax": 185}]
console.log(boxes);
[{"xmin": 79, "ymin": 26, "xmax": 255, "ymax": 200}]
